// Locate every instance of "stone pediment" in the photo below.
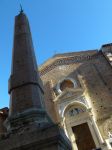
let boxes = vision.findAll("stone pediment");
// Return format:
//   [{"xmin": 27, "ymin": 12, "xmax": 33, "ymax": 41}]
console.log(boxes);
[
  {"xmin": 54, "ymin": 88, "xmax": 83, "ymax": 102},
  {"xmin": 39, "ymin": 50, "xmax": 99, "ymax": 76}
]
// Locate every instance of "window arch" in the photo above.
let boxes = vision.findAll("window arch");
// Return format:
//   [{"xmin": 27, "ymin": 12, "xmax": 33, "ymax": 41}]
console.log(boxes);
[
  {"xmin": 62, "ymin": 101, "xmax": 87, "ymax": 118},
  {"xmin": 56, "ymin": 77, "xmax": 77, "ymax": 94}
]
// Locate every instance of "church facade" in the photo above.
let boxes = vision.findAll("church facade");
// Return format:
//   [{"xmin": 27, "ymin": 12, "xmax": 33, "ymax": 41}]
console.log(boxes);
[{"xmin": 39, "ymin": 44, "xmax": 112, "ymax": 150}]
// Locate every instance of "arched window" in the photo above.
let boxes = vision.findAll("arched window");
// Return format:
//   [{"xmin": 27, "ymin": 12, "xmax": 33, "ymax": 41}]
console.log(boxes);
[
  {"xmin": 56, "ymin": 78, "xmax": 77, "ymax": 94},
  {"xmin": 60, "ymin": 79, "xmax": 74, "ymax": 91}
]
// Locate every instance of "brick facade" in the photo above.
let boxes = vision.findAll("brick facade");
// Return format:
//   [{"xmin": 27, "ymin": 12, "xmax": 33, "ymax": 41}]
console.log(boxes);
[{"xmin": 40, "ymin": 46, "xmax": 112, "ymax": 150}]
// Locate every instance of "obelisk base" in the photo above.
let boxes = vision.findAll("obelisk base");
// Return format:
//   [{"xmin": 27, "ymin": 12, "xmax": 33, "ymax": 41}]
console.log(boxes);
[
  {"xmin": 5, "ymin": 108, "xmax": 52, "ymax": 133},
  {"xmin": 0, "ymin": 124, "xmax": 72, "ymax": 150}
]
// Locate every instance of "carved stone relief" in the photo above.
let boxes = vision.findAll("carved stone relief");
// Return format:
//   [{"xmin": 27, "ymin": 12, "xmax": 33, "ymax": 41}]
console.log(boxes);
[{"xmin": 102, "ymin": 117, "xmax": 112, "ymax": 138}]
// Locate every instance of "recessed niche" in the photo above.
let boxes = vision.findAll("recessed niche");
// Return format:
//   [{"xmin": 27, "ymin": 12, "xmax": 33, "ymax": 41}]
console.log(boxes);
[
  {"xmin": 56, "ymin": 77, "xmax": 77, "ymax": 94},
  {"xmin": 60, "ymin": 79, "xmax": 74, "ymax": 91}
]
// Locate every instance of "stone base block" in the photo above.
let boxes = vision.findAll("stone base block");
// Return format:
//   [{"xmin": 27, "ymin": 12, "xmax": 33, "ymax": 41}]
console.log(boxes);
[{"xmin": 0, "ymin": 124, "xmax": 72, "ymax": 150}]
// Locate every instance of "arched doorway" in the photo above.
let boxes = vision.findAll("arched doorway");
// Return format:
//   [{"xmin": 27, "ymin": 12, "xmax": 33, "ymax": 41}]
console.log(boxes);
[{"xmin": 63, "ymin": 102, "xmax": 101, "ymax": 150}]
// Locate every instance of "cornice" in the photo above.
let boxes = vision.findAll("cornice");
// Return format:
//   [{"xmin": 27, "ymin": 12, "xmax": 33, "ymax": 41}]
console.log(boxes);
[{"xmin": 39, "ymin": 51, "xmax": 102, "ymax": 76}]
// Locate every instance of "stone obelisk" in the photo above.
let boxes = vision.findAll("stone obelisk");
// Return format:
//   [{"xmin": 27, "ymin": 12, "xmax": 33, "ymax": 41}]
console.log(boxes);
[
  {"xmin": 7, "ymin": 9, "xmax": 52, "ymax": 133},
  {"xmin": 0, "ymin": 10, "xmax": 71, "ymax": 150}
]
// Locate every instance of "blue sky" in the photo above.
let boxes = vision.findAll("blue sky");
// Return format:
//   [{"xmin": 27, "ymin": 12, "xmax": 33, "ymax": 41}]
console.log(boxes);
[{"xmin": 0, "ymin": 0, "xmax": 112, "ymax": 108}]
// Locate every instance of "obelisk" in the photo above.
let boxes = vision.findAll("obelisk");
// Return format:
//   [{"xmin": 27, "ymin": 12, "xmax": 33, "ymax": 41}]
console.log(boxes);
[
  {"xmin": 6, "ymin": 9, "xmax": 52, "ymax": 132},
  {"xmin": 0, "ymin": 10, "xmax": 72, "ymax": 150}
]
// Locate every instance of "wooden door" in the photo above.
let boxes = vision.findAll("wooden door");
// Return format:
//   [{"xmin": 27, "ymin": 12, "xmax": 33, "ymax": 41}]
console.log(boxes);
[{"xmin": 72, "ymin": 123, "xmax": 96, "ymax": 150}]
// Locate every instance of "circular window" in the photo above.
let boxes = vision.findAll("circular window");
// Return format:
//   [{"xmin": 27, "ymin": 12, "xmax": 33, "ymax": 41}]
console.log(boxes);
[
  {"xmin": 60, "ymin": 79, "xmax": 74, "ymax": 91},
  {"xmin": 56, "ymin": 78, "xmax": 77, "ymax": 94}
]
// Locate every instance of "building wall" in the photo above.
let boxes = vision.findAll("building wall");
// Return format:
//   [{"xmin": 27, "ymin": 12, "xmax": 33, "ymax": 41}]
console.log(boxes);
[{"xmin": 39, "ymin": 48, "xmax": 112, "ymax": 150}]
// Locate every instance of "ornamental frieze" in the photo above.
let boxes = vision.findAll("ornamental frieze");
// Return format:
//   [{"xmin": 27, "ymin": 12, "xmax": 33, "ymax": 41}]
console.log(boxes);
[{"xmin": 40, "ymin": 52, "xmax": 102, "ymax": 76}]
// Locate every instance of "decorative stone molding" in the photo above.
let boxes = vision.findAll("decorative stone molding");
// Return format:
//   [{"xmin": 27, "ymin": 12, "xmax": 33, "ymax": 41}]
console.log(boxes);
[
  {"xmin": 102, "ymin": 116, "xmax": 112, "ymax": 139},
  {"xmin": 40, "ymin": 52, "xmax": 102, "ymax": 76},
  {"xmin": 54, "ymin": 88, "xmax": 87, "ymax": 104},
  {"xmin": 57, "ymin": 99, "xmax": 89, "ymax": 118},
  {"xmin": 63, "ymin": 102, "xmax": 103, "ymax": 149},
  {"xmin": 56, "ymin": 77, "xmax": 77, "ymax": 94}
]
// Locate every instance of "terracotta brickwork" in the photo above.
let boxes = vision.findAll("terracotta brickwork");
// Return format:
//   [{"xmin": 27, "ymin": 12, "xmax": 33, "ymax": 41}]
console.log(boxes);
[{"xmin": 40, "ymin": 47, "xmax": 112, "ymax": 149}]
